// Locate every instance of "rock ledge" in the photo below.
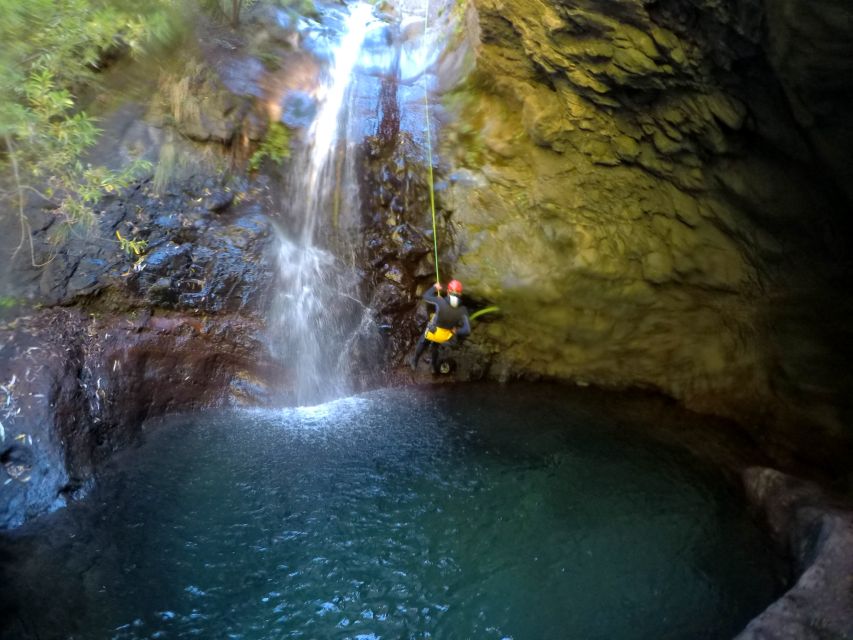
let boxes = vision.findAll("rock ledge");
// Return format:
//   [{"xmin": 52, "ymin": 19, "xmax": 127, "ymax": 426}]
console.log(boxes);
[{"xmin": 738, "ymin": 467, "xmax": 853, "ymax": 639}]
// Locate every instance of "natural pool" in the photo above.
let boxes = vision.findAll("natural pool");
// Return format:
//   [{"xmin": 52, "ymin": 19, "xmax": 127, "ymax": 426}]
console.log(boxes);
[{"xmin": 0, "ymin": 384, "xmax": 782, "ymax": 639}]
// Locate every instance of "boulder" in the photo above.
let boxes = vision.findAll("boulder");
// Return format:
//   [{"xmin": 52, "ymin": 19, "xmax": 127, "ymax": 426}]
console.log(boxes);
[{"xmin": 738, "ymin": 468, "xmax": 853, "ymax": 640}]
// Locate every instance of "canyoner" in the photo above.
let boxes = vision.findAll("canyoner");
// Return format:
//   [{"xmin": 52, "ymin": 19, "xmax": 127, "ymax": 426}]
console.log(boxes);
[
  {"xmin": 411, "ymin": 0, "xmax": 499, "ymax": 374},
  {"xmin": 411, "ymin": 279, "xmax": 470, "ymax": 374}
]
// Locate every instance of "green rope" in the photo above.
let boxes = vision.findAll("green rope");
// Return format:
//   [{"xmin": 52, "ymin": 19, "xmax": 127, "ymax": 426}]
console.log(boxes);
[
  {"xmin": 469, "ymin": 305, "xmax": 500, "ymax": 322},
  {"xmin": 423, "ymin": 0, "xmax": 440, "ymax": 284},
  {"xmin": 421, "ymin": 4, "xmax": 499, "ymax": 324}
]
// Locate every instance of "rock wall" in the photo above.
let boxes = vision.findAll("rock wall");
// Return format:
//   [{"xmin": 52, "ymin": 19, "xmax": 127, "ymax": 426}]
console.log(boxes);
[
  {"xmin": 738, "ymin": 467, "xmax": 853, "ymax": 639},
  {"xmin": 0, "ymin": 171, "xmax": 283, "ymax": 529},
  {"xmin": 0, "ymin": 307, "xmax": 278, "ymax": 529},
  {"xmin": 426, "ymin": 0, "xmax": 853, "ymax": 462},
  {"xmin": 763, "ymin": 0, "xmax": 853, "ymax": 203}
]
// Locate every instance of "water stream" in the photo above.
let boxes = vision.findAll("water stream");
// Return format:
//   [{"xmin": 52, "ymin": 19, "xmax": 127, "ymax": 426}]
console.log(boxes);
[
  {"xmin": 268, "ymin": 0, "xmax": 450, "ymax": 405},
  {"xmin": 270, "ymin": 3, "xmax": 379, "ymax": 405}
]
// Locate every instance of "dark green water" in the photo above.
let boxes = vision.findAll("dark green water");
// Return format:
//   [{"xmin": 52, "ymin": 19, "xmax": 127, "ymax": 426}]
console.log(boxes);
[{"xmin": 0, "ymin": 384, "xmax": 781, "ymax": 639}]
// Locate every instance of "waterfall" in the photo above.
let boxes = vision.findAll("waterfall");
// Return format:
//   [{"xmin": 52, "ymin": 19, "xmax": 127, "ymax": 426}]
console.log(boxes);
[
  {"xmin": 271, "ymin": 3, "xmax": 376, "ymax": 406},
  {"xmin": 269, "ymin": 0, "xmax": 447, "ymax": 405}
]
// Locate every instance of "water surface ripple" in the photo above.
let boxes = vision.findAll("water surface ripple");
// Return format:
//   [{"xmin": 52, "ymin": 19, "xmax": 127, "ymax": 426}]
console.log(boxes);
[{"xmin": 0, "ymin": 384, "xmax": 781, "ymax": 639}]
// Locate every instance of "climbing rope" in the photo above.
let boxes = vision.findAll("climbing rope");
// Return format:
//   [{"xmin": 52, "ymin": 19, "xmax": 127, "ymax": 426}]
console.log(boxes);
[
  {"xmin": 423, "ymin": 0, "xmax": 440, "ymax": 284},
  {"xmin": 420, "ymin": 3, "xmax": 501, "ymax": 325}
]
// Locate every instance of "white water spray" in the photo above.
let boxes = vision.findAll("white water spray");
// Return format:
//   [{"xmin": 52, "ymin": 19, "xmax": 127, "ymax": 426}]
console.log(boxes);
[
  {"xmin": 271, "ymin": 3, "xmax": 376, "ymax": 405},
  {"xmin": 269, "ymin": 0, "xmax": 449, "ymax": 405}
]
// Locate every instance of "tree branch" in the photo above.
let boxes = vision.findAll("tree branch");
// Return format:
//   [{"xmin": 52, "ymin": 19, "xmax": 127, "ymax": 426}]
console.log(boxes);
[{"xmin": 4, "ymin": 134, "xmax": 56, "ymax": 268}]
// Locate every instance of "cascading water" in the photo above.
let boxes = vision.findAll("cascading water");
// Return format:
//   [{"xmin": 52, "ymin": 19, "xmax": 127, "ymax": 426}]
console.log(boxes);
[
  {"xmin": 270, "ymin": 3, "xmax": 377, "ymax": 406},
  {"xmin": 270, "ymin": 0, "xmax": 446, "ymax": 405}
]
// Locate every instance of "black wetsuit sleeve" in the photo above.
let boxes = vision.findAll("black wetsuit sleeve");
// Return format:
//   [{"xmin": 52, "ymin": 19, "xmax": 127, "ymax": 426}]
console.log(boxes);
[
  {"xmin": 423, "ymin": 285, "xmax": 441, "ymax": 305},
  {"xmin": 457, "ymin": 310, "xmax": 471, "ymax": 337},
  {"xmin": 422, "ymin": 285, "xmax": 441, "ymax": 329}
]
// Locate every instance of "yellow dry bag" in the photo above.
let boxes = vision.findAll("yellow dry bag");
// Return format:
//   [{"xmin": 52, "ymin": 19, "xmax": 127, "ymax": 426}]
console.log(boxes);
[{"xmin": 425, "ymin": 326, "xmax": 454, "ymax": 343}]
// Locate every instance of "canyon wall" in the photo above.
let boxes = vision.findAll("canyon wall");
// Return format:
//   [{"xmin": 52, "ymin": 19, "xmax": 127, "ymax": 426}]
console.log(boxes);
[{"xmin": 425, "ymin": 0, "xmax": 853, "ymax": 462}]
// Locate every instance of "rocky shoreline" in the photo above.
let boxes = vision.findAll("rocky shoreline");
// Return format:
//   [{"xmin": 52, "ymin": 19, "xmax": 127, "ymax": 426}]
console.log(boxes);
[{"xmin": 738, "ymin": 468, "xmax": 853, "ymax": 639}]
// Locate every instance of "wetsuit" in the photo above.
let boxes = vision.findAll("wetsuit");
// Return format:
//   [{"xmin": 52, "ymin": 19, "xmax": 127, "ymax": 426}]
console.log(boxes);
[{"xmin": 412, "ymin": 285, "xmax": 471, "ymax": 372}]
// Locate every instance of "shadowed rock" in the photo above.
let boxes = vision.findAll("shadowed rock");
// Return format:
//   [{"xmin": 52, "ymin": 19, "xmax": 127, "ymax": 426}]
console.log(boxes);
[
  {"xmin": 738, "ymin": 467, "xmax": 853, "ymax": 639},
  {"xmin": 0, "ymin": 308, "xmax": 283, "ymax": 530}
]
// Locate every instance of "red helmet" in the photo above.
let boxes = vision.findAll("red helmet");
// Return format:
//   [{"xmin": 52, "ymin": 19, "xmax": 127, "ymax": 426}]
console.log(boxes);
[{"xmin": 447, "ymin": 279, "xmax": 463, "ymax": 294}]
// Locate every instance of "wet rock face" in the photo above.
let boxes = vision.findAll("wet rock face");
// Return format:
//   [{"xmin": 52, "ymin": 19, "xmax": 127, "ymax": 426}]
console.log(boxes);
[
  {"xmin": 1, "ymin": 173, "xmax": 279, "ymax": 531},
  {"xmin": 357, "ymin": 133, "xmax": 437, "ymax": 376},
  {"xmin": 25, "ymin": 175, "xmax": 275, "ymax": 313},
  {"xmin": 0, "ymin": 171, "xmax": 282, "ymax": 530},
  {"xmin": 0, "ymin": 307, "xmax": 282, "ymax": 530},
  {"xmin": 432, "ymin": 0, "xmax": 853, "ymax": 455}
]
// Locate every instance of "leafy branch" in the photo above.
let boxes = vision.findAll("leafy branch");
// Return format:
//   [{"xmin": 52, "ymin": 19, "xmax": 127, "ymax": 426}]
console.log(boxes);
[
  {"xmin": 115, "ymin": 230, "xmax": 148, "ymax": 257},
  {"xmin": 0, "ymin": 0, "xmax": 175, "ymax": 264}
]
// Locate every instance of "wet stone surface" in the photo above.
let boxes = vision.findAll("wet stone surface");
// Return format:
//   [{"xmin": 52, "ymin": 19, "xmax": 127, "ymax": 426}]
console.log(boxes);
[{"xmin": 0, "ymin": 307, "xmax": 283, "ymax": 530}]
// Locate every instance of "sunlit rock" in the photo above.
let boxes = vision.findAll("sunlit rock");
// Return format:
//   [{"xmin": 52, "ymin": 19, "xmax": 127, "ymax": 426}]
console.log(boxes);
[{"xmin": 427, "ymin": 0, "xmax": 852, "ymax": 458}]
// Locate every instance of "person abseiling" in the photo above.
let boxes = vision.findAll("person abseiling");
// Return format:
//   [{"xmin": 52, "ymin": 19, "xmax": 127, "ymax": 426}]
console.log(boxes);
[{"xmin": 411, "ymin": 279, "xmax": 471, "ymax": 373}]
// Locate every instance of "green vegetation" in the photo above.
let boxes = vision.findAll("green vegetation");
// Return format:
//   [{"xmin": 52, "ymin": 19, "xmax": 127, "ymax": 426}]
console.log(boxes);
[
  {"xmin": 249, "ymin": 122, "xmax": 292, "ymax": 171},
  {"xmin": 0, "ymin": 0, "xmax": 178, "ymax": 262},
  {"xmin": 204, "ymin": 0, "xmax": 317, "ymax": 27},
  {"xmin": 115, "ymin": 230, "xmax": 148, "ymax": 256},
  {"xmin": 0, "ymin": 0, "xmax": 317, "ymax": 264}
]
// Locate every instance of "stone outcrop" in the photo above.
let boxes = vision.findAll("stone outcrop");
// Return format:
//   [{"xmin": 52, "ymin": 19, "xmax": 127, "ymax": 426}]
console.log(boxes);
[
  {"xmin": 0, "ymin": 171, "xmax": 283, "ymax": 528},
  {"xmin": 0, "ymin": 307, "xmax": 279, "ymax": 530},
  {"xmin": 25, "ymin": 175, "xmax": 274, "ymax": 311},
  {"xmin": 738, "ymin": 468, "xmax": 853, "ymax": 640}
]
